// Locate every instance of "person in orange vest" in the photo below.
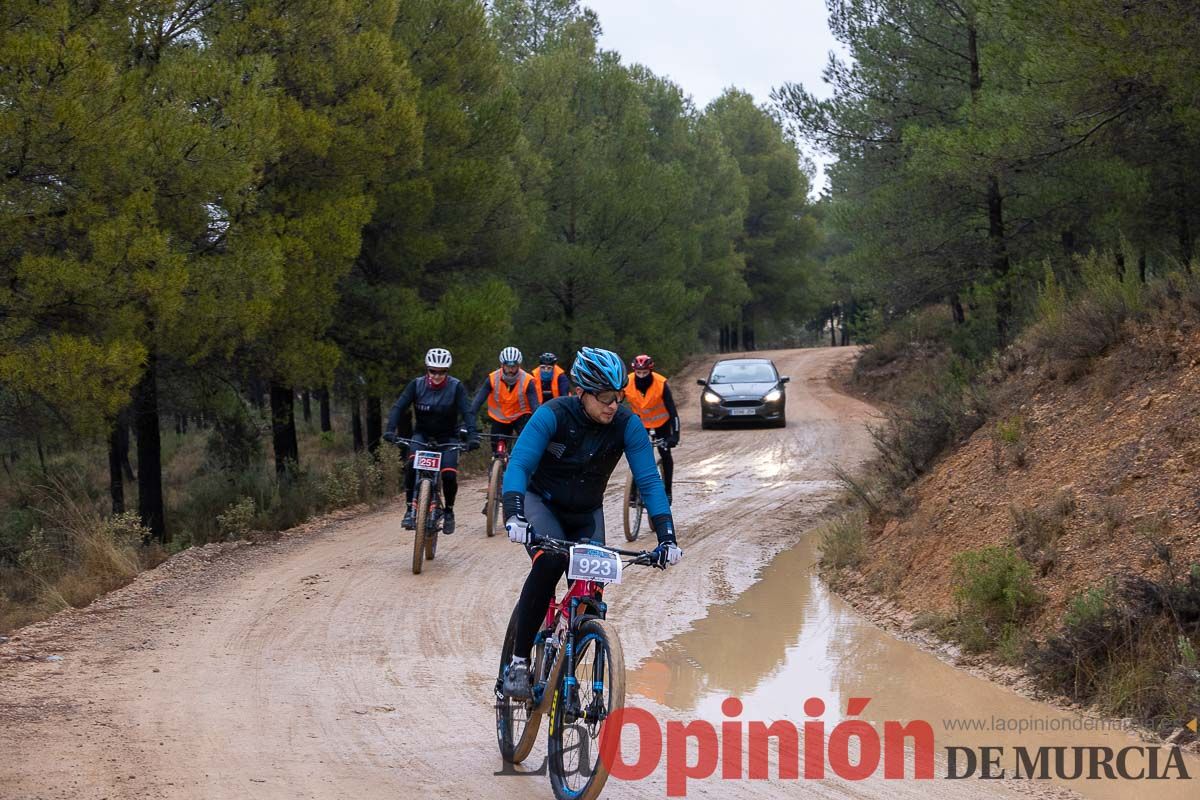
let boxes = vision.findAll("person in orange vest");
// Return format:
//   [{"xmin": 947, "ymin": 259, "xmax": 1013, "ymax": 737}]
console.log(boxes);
[
  {"xmin": 625, "ymin": 353, "xmax": 680, "ymax": 503},
  {"xmin": 533, "ymin": 352, "xmax": 569, "ymax": 403},
  {"xmin": 469, "ymin": 346, "xmax": 540, "ymax": 457}
]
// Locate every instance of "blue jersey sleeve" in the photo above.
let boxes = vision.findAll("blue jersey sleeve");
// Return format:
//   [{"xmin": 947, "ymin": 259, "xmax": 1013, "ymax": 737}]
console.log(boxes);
[
  {"xmin": 624, "ymin": 415, "xmax": 671, "ymax": 519},
  {"xmin": 502, "ymin": 404, "xmax": 556, "ymax": 495}
]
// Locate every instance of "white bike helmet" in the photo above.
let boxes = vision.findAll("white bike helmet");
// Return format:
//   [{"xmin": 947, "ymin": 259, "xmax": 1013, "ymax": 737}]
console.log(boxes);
[
  {"xmin": 425, "ymin": 348, "xmax": 453, "ymax": 369},
  {"xmin": 499, "ymin": 346, "xmax": 522, "ymax": 366}
]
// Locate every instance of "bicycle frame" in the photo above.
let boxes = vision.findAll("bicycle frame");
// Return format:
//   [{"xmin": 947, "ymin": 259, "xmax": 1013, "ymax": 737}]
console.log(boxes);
[
  {"xmin": 393, "ymin": 437, "xmax": 466, "ymax": 522},
  {"xmin": 527, "ymin": 539, "xmax": 655, "ymax": 707}
]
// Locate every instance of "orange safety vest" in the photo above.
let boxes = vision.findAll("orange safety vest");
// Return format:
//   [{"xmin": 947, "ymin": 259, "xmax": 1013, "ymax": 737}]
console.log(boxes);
[
  {"xmin": 487, "ymin": 369, "xmax": 534, "ymax": 423},
  {"xmin": 625, "ymin": 372, "xmax": 670, "ymax": 429},
  {"xmin": 533, "ymin": 365, "xmax": 566, "ymax": 404}
]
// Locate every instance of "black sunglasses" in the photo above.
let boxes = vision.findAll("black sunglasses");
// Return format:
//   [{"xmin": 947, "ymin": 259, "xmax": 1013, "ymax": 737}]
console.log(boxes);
[{"xmin": 589, "ymin": 390, "xmax": 624, "ymax": 406}]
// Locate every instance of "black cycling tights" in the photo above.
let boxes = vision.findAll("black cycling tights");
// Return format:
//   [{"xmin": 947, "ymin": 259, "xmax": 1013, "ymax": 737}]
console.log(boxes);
[
  {"xmin": 512, "ymin": 495, "xmax": 605, "ymax": 659},
  {"xmin": 405, "ymin": 464, "xmax": 458, "ymax": 510},
  {"xmin": 658, "ymin": 447, "xmax": 674, "ymax": 500}
]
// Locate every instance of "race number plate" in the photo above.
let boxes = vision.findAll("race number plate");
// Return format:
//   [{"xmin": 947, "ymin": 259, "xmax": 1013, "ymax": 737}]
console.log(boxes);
[
  {"xmin": 414, "ymin": 450, "xmax": 442, "ymax": 471},
  {"xmin": 730, "ymin": 408, "xmax": 756, "ymax": 416},
  {"xmin": 567, "ymin": 545, "xmax": 623, "ymax": 585}
]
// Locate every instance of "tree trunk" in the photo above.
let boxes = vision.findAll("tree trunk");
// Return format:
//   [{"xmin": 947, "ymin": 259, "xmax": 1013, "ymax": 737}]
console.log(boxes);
[
  {"xmin": 988, "ymin": 174, "xmax": 1013, "ymax": 347},
  {"xmin": 352, "ymin": 400, "xmax": 364, "ymax": 452},
  {"xmin": 950, "ymin": 294, "xmax": 966, "ymax": 325},
  {"xmin": 1178, "ymin": 205, "xmax": 1194, "ymax": 266},
  {"xmin": 269, "ymin": 383, "xmax": 299, "ymax": 476},
  {"xmin": 366, "ymin": 396, "xmax": 382, "ymax": 454},
  {"xmin": 967, "ymin": 18, "xmax": 1012, "ymax": 347},
  {"xmin": 319, "ymin": 387, "xmax": 332, "ymax": 433},
  {"xmin": 830, "ymin": 307, "xmax": 837, "ymax": 347},
  {"xmin": 118, "ymin": 411, "xmax": 135, "ymax": 481},
  {"xmin": 1061, "ymin": 230, "xmax": 1075, "ymax": 254},
  {"xmin": 248, "ymin": 376, "xmax": 265, "ymax": 410},
  {"xmin": 302, "ymin": 390, "xmax": 312, "ymax": 424},
  {"xmin": 133, "ymin": 352, "xmax": 167, "ymax": 542},
  {"xmin": 109, "ymin": 419, "xmax": 126, "ymax": 515},
  {"xmin": 1139, "ymin": 252, "xmax": 1147, "ymax": 284}
]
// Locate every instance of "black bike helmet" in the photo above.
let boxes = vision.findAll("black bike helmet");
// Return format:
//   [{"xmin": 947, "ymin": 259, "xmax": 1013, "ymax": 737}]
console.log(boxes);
[{"xmin": 539, "ymin": 352, "xmax": 558, "ymax": 366}]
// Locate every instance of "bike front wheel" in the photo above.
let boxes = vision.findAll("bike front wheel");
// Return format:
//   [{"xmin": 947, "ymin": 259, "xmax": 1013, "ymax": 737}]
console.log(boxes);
[
  {"xmin": 412, "ymin": 479, "xmax": 433, "ymax": 574},
  {"xmin": 486, "ymin": 458, "xmax": 504, "ymax": 537},
  {"xmin": 547, "ymin": 618, "xmax": 626, "ymax": 800},
  {"xmin": 496, "ymin": 607, "xmax": 543, "ymax": 764},
  {"xmin": 622, "ymin": 474, "xmax": 643, "ymax": 542}
]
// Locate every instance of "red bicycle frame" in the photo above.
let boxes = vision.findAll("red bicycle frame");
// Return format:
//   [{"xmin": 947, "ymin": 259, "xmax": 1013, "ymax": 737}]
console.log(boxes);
[{"xmin": 544, "ymin": 578, "xmax": 603, "ymax": 629}]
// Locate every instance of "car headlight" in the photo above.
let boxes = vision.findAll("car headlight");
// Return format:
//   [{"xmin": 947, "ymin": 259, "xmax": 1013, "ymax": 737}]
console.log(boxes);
[
  {"xmin": 702, "ymin": 391, "xmax": 722, "ymax": 405},
  {"xmin": 764, "ymin": 388, "xmax": 782, "ymax": 403}
]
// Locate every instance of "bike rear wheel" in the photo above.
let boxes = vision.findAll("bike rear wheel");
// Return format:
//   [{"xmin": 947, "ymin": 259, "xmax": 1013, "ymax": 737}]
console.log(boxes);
[
  {"xmin": 486, "ymin": 458, "xmax": 504, "ymax": 537},
  {"xmin": 622, "ymin": 475, "xmax": 643, "ymax": 542},
  {"xmin": 412, "ymin": 479, "xmax": 433, "ymax": 574},
  {"xmin": 496, "ymin": 607, "xmax": 543, "ymax": 764},
  {"xmin": 547, "ymin": 618, "xmax": 625, "ymax": 800}
]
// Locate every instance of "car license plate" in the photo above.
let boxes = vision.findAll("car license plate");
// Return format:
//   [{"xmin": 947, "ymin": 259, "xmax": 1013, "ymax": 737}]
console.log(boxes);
[
  {"xmin": 730, "ymin": 408, "xmax": 756, "ymax": 416},
  {"xmin": 567, "ymin": 545, "xmax": 623, "ymax": 585}
]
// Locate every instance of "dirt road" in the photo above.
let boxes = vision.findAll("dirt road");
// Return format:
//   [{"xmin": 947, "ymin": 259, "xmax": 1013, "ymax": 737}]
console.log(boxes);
[{"xmin": 2, "ymin": 348, "xmax": 1188, "ymax": 799}]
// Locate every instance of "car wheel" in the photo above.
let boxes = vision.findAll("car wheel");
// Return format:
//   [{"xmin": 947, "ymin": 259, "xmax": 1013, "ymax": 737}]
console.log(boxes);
[
  {"xmin": 701, "ymin": 418, "xmax": 713, "ymax": 430},
  {"xmin": 772, "ymin": 415, "xmax": 787, "ymax": 429}
]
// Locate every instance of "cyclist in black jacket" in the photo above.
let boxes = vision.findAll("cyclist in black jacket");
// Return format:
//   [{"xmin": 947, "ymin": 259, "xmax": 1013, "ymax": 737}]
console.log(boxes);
[{"xmin": 383, "ymin": 347, "xmax": 479, "ymax": 535}]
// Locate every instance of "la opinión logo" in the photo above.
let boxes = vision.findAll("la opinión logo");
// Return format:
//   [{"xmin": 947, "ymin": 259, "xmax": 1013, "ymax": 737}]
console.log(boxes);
[
  {"xmin": 594, "ymin": 697, "xmax": 1192, "ymax": 796},
  {"xmin": 600, "ymin": 696, "xmax": 933, "ymax": 796}
]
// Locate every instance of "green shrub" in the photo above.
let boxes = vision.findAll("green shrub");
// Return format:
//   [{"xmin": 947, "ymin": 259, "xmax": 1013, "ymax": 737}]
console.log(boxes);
[
  {"xmin": 951, "ymin": 547, "xmax": 1040, "ymax": 649},
  {"xmin": 995, "ymin": 416, "xmax": 1022, "ymax": 445},
  {"xmin": 1028, "ymin": 570, "xmax": 1200, "ymax": 730},
  {"xmin": 868, "ymin": 365, "xmax": 986, "ymax": 495},
  {"xmin": 176, "ymin": 468, "xmax": 272, "ymax": 546},
  {"xmin": 216, "ymin": 497, "xmax": 257, "ymax": 540},
  {"xmin": 205, "ymin": 401, "xmax": 264, "ymax": 473},
  {"xmin": 320, "ymin": 458, "xmax": 363, "ymax": 508},
  {"xmin": 1064, "ymin": 584, "xmax": 1110, "ymax": 630}
]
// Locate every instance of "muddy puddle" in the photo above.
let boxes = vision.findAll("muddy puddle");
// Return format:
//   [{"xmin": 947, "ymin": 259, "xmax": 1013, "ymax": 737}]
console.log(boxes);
[{"xmin": 629, "ymin": 530, "xmax": 1200, "ymax": 798}]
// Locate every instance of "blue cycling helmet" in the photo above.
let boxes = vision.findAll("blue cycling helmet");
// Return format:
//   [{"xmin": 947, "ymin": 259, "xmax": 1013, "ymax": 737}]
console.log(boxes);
[{"xmin": 570, "ymin": 347, "xmax": 627, "ymax": 393}]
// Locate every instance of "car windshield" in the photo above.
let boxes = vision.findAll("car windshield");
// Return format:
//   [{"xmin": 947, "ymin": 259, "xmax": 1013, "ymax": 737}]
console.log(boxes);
[{"xmin": 710, "ymin": 363, "xmax": 777, "ymax": 384}]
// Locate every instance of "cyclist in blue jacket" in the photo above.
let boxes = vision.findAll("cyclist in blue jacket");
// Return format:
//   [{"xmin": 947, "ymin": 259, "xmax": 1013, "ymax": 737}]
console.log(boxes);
[{"xmin": 498, "ymin": 346, "xmax": 682, "ymax": 698}]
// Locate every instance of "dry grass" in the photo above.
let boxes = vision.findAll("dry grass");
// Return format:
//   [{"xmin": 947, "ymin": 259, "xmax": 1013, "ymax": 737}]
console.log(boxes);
[{"xmin": 0, "ymin": 407, "xmax": 418, "ymax": 633}]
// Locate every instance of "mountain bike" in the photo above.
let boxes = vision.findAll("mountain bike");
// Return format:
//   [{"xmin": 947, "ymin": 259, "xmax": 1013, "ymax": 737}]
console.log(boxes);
[
  {"xmin": 622, "ymin": 432, "xmax": 670, "ymax": 542},
  {"xmin": 392, "ymin": 437, "xmax": 465, "ymax": 575},
  {"xmin": 481, "ymin": 432, "xmax": 518, "ymax": 537},
  {"xmin": 495, "ymin": 534, "xmax": 660, "ymax": 800}
]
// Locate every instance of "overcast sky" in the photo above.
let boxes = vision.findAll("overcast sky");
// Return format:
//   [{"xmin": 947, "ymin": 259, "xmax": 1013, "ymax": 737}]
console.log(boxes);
[{"xmin": 584, "ymin": 0, "xmax": 844, "ymax": 196}]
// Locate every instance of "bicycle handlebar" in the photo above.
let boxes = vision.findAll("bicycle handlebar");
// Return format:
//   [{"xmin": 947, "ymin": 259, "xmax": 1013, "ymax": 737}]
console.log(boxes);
[
  {"xmin": 528, "ymin": 533, "xmax": 660, "ymax": 566},
  {"xmin": 387, "ymin": 437, "xmax": 468, "ymax": 451}
]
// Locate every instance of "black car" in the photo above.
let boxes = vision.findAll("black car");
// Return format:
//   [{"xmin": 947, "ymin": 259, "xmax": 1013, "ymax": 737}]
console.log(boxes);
[{"xmin": 697, "ymin": 358, "xmax": 790, "ymax": 429}]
